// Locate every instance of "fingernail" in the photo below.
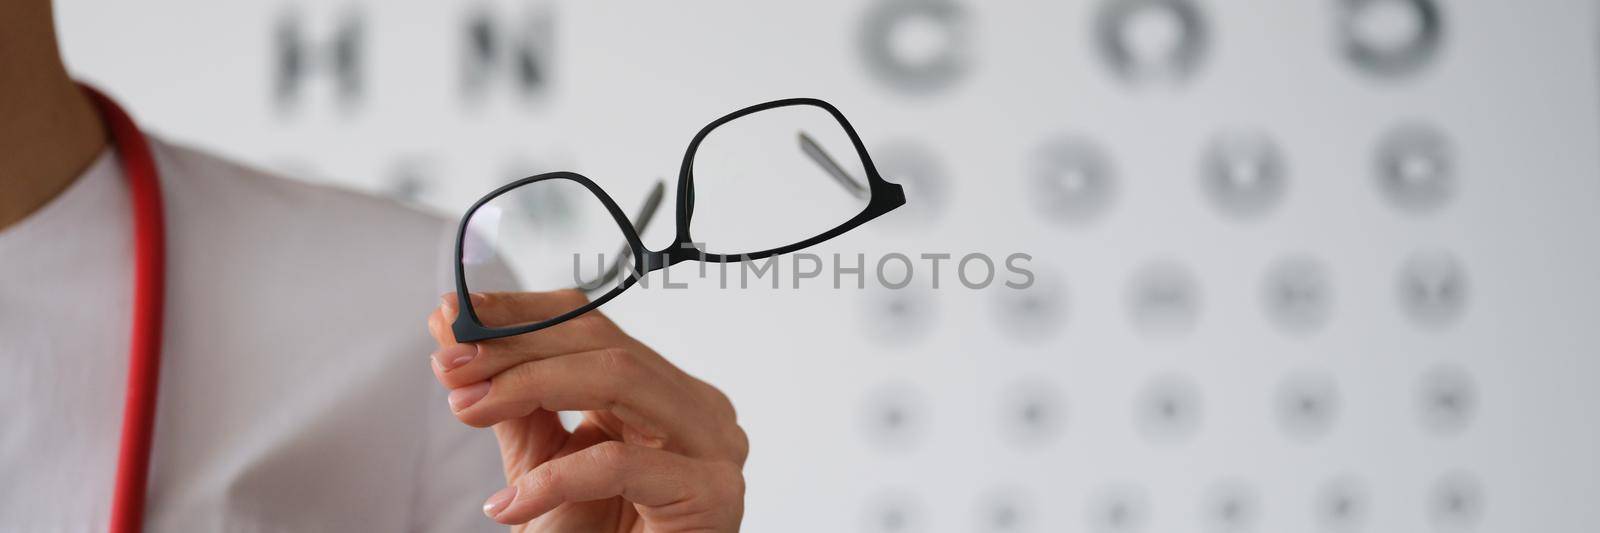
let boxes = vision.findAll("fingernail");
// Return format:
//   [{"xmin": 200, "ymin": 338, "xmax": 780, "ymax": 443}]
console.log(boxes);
[
  {"xmin": 439, "ymin": 294, "xmax": 459, "ymax": 317},
  {"xmin": 431, "ymin": 344, "xmax": 478, "ymax": 371},
  {"xmin": 448, "ymin": 382, "xmax": 491, "ymax": 412},
  {"xmin": 483, "ymin": 485, "xmax": 516, "ymax": 518},
  {"xmin": 441, "ymin": 293, "xmax": 487, "ymax": 316}
]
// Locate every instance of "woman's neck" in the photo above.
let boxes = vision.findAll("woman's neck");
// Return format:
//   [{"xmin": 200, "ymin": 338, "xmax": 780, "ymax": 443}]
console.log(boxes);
[{"xmin": 0, "ymin": 0, "xmax": 108, "ymax": 232}]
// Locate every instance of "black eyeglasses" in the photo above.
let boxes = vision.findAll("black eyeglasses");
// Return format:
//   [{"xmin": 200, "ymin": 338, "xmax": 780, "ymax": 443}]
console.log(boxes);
[{"xmin": 451, "ymin": 98, "xmax": 906, "ymax": 342}]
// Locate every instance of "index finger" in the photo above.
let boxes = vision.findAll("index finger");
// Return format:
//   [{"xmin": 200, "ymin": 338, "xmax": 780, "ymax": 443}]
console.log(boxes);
[
  {"xmin": 429, "ymin": 290, "xmax": 627, "ymax": 351},
  {"xmin": 456, "ymin": 290, "xmax": 595, "ymax": 328}
]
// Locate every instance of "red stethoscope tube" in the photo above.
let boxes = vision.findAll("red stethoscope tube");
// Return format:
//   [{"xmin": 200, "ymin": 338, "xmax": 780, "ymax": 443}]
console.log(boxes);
[{"xmin": 81, "ymin": 84, "xmax": 167, "ymax": 533}]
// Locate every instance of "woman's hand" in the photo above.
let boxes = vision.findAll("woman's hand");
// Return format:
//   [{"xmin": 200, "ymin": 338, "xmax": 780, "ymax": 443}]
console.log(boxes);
[{"xmin": 426, "ymin": 291, "xmax": 747, "ymax": 532}]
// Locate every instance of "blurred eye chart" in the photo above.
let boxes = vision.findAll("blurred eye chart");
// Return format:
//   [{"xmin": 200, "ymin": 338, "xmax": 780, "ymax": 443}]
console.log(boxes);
[{"xmin": 59, "ymin": 1, "xmax": 1600, "ymax": 531}]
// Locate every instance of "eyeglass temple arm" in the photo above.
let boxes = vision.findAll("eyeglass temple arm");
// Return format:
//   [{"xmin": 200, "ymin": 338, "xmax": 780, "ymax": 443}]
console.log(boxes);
[
  {"xmin": 798, "ymin": 131, "xmax": 870, "ymax": 200},
  {"xmin": 581, "ymin": 179, "xmax": 666, "ymax": 294}
]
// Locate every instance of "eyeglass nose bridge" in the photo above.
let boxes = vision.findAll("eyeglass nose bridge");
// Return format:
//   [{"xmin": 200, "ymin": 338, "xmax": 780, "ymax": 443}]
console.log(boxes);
[
  {"xmin": 643, "ymin": 247, "xmax": 689, "ymax": 272},
  {"xmin": 599, "ymin": 241, "xmax": 705, "ymax": 287}
]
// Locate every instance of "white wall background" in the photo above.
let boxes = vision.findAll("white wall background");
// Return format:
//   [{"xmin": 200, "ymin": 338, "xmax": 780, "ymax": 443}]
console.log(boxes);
[{"xmin": 56, "ymin": 0, "xmax": 1600, "ymax": 531}]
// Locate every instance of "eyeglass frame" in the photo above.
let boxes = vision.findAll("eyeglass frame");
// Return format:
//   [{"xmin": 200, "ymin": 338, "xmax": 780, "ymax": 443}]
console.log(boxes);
[{"xmin": 451, "ymin": 97, "xmax": 907, "ymax": 343}]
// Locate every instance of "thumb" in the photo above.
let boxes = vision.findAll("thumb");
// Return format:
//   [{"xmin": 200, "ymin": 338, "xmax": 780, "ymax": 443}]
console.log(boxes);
[{"xmin": 429, "ymin": 292, "xmax": 487, "ymax": 347}]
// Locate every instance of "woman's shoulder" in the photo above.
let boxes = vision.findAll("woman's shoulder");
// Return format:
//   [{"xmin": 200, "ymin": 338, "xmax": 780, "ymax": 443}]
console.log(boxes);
[
  {"xmin": 149, "ymin": 136, "xmax": 451, "ymax": 238},
  {"xmin": 148, "ymin": 134, "xmax": 461, "ymax": 310}
]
